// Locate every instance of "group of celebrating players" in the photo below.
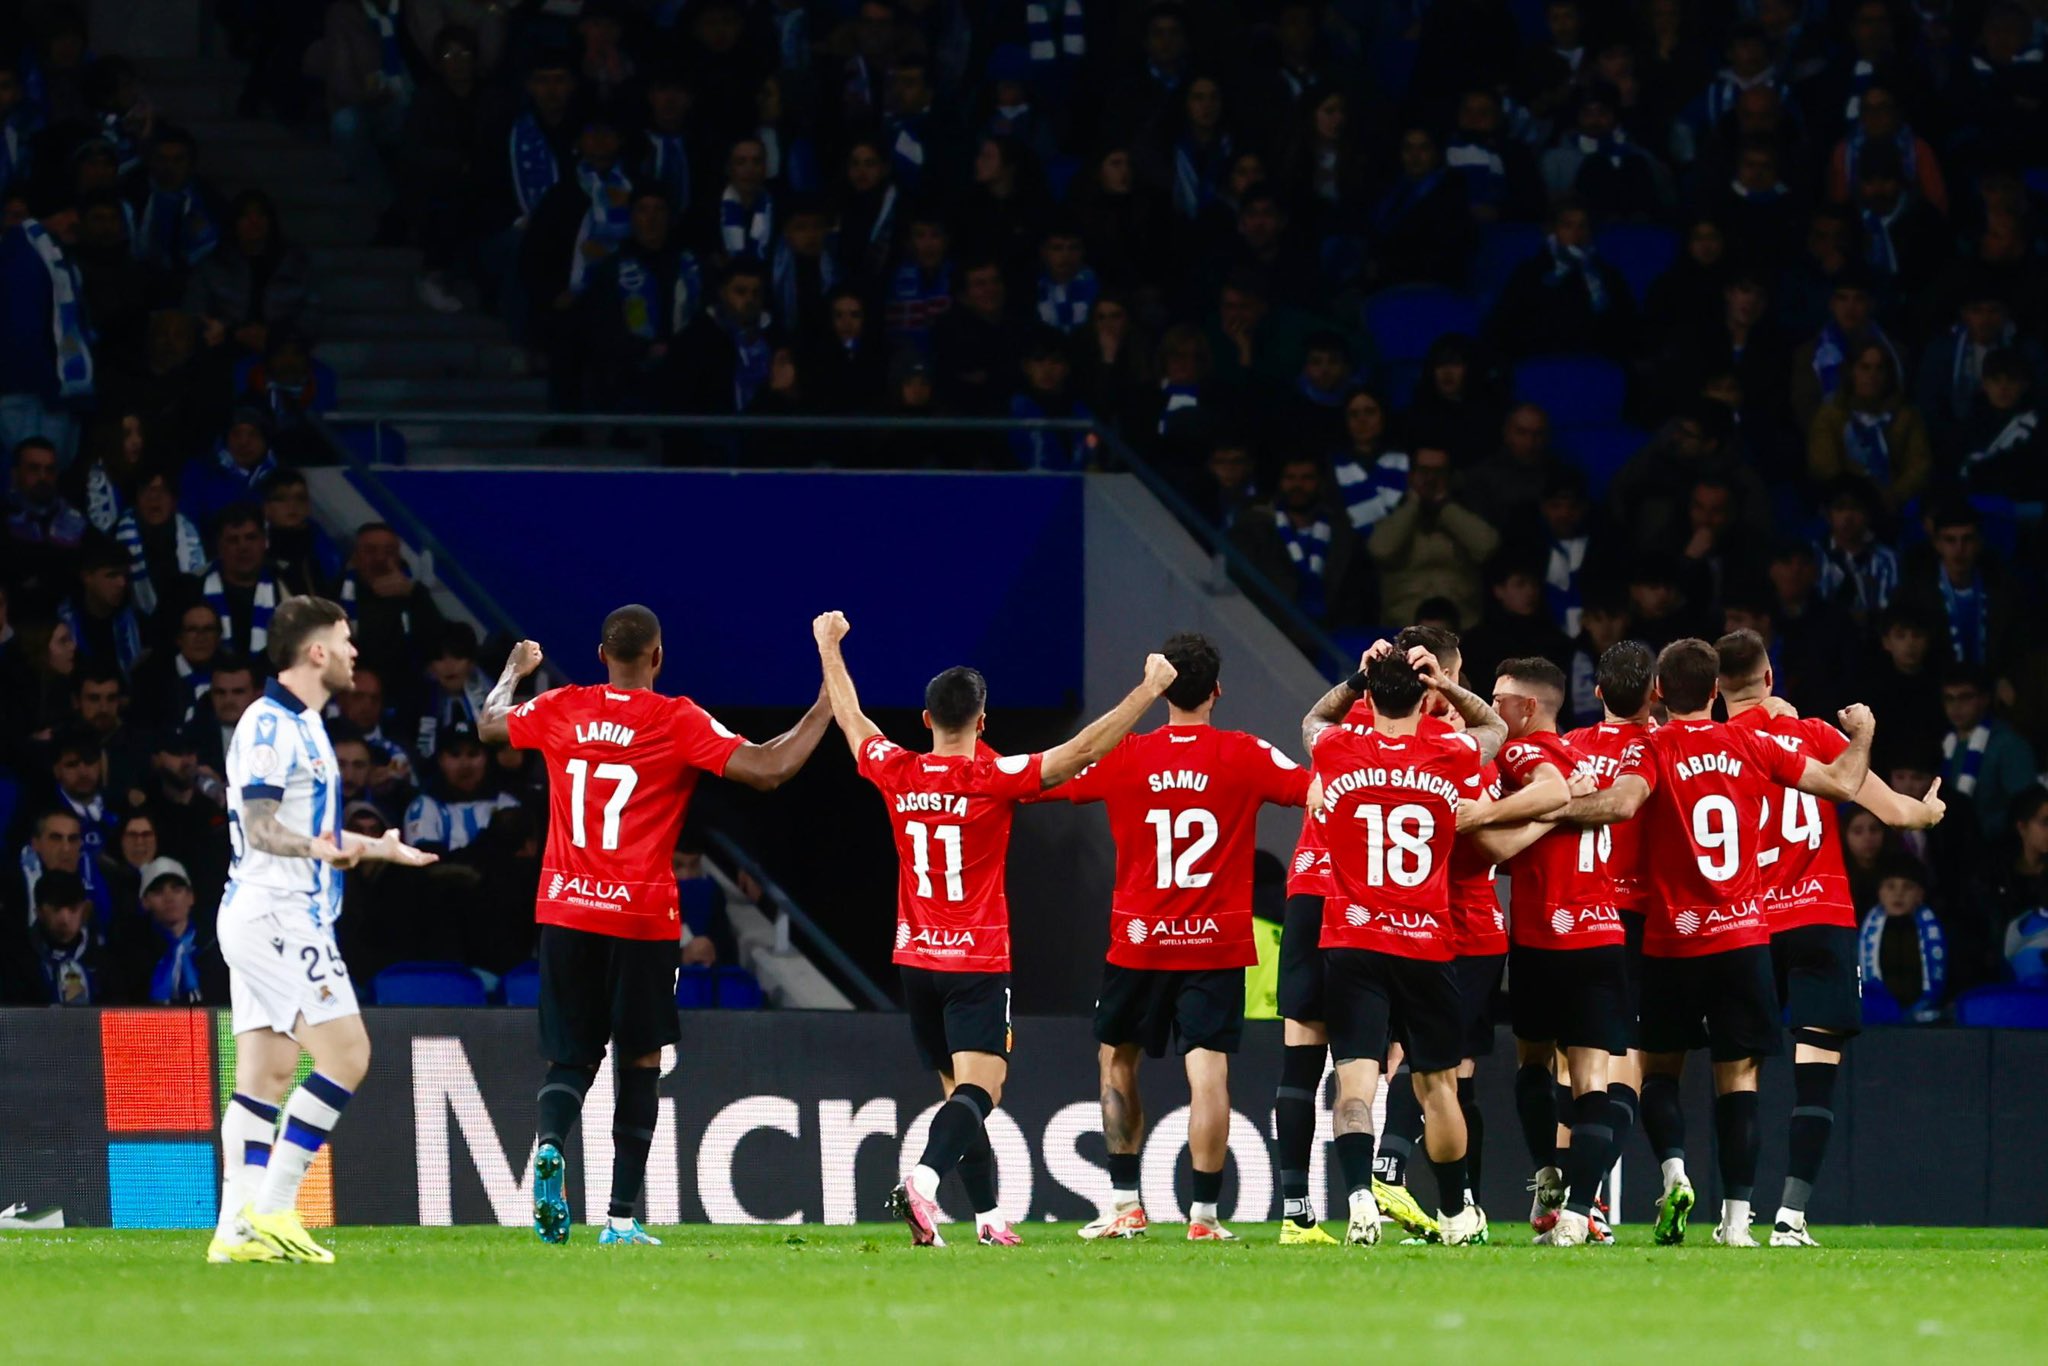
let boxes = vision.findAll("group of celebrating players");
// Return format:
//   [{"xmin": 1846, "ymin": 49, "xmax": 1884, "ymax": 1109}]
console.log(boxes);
[{"xmin": 194, "ymin": 592, "xmax": 1941, "ymax": 1265}]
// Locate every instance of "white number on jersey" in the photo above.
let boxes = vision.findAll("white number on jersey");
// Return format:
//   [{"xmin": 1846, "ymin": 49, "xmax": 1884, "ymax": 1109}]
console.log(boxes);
[
  {"xmin": 905, "ymin": 821, "xmax": 964, "ymax": 901},
  {"xmin": 1356, "ymin": 802, "xmax": 1436, "ymax": 888},
  {"xmin": 1690, "ymin": 793, "xmax": 1740, "ymax": 882},
  {"xmin": 565, "ymin": 758, "xmax": 639, "ymax": 851},
  {"xmin": 1144, "ymin": 808, "xmax": 1219, "ymax": 890},
  {"xmin": 1577, "ymin": 824, "xmax": 1613, "ymax": 873}
]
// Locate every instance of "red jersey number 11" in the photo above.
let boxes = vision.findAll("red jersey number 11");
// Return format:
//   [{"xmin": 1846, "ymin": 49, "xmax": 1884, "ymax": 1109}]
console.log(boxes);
[{"xmin": 906, "ymin": 820, "xmax": 963, "ymax": 900}]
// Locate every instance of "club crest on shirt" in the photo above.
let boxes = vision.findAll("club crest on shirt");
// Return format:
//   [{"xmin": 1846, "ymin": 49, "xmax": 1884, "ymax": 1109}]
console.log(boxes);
[{"xmin": 248, "ymin": 743, "xmax": 281, "ymax": 778}]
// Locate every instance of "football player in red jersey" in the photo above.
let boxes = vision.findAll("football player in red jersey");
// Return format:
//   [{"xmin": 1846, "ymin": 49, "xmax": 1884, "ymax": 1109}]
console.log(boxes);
[
  {"xmin": 1054, "ymin": 633, "xmax": 1314, "ymax": 1243},
  {"xmin": 1465, "ymin": 657, "xmax": 1628, "ymax": 1248},
  {"xmin": 1307, "ymin": 645, "xmax": 1507, "ymax": 1247},
  {"xmin": 812, "ymin": 610, "xmax": 1176, "ymax": 1248},
  {"xmin": 1274, "ymin": 625, "xmax": 1463, "ymax": 1246},
  {"xmin": 478, "ymin": 605, "xmax": 834, "ymax": 1247},
  {"xmin": 1715, "ymin": 629, "xmax": 1944, "ymax": 1248},
  {"xmin": 1558, "ymin": 639, "xmax": 1874, "ymax": 1248}
]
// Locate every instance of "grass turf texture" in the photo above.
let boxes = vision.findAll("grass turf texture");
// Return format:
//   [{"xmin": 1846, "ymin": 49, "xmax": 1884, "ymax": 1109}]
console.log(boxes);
[{"xmin": 4, "ymin": 1225, "xmax": 2044, "ymax": 1364}]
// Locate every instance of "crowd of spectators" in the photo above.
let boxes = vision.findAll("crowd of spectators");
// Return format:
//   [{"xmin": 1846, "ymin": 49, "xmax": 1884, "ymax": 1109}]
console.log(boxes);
[{"xmin": 3, "ymin": 1, "xmax": 2047, "ymax": 1016}]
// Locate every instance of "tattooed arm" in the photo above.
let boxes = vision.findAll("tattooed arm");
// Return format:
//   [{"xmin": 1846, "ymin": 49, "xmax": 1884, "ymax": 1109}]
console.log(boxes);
[{"xmin": 477, "ymin": 639, "xmax": 546, "ymax": 745}]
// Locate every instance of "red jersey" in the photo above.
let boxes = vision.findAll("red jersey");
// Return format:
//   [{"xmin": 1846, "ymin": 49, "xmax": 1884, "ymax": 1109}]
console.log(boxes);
[
  {"xmin": 1563, "ymin": 717, "xmax": 1658, "ymax": 912},
  {"xmin": 1287, "ymin": 700, "xmax": 1453, "ymax": 897},
  {"xmin": 1618, "ymin": 718, "xmax": 1812, "ymax": 958},
  {"xmin": 1728, "ymin": 708, "xmax": 1857, "ymax": 933},
  {"xmin": 1057, "ymin": 725, "xmax": 1313, "ymax": 969},
  {"xmin": 1446, "ymin": 762, "xmax": 1508, "ymax": 956},
  {"xmin": 507, "ymin": 685, "xmax": 748, "ymax": 940},
  {"xmin": 855, "ymin": 734, "xmax": 1045, "ymax": 973},
  {"xmin": 1312, "ymin": 723, "xmax": 1484, "ymax": 962},
  {"xmin": 1498, "ymin": 732, "xmax": 1624, "ymax": 950}
]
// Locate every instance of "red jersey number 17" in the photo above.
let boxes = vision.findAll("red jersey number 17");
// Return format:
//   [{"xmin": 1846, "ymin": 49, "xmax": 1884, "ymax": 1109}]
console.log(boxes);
[{"xmin": 565, "ymin": 758, "xmax": 639, "ymax": 850}]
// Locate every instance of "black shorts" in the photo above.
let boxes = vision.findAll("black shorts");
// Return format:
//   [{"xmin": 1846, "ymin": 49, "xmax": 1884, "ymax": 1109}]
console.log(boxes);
[
  {"xmin": 901, "ymin": 966, "xmax": 1012, "ymax": 1072},
  {"xmin": 1277, "ymin": 893, "xmax": 1328, "ymax": 1023},
  {"xmin": 537, "ymin": 923, "xmax": 682, "ymax": 1067},
  {"xmin": 1508, "ymin": 943, "xmax": 1630, "ymax": 1055},
  {"xmin": 1772, "ymin": 923, "xmax": 1864, "ymax": 1036},
  {"xmin": 1453, "ymin": 953, "xmax": 1505, "ymax": 1058},
  {"xmin": 1094, "ymin": 962, "xmax": 1245, "ymax": 1057},
  {"xmin": 1324, "ymin": 949, "xmax": 1464, "ymax": 1073},
  {"xmin": 1639, "ymin": 945, "xmax": 1784, "ymax": 1062},
  {"xmin": 1618, "ymin": 909, "xmax": 1647, "ymax": 1049}
]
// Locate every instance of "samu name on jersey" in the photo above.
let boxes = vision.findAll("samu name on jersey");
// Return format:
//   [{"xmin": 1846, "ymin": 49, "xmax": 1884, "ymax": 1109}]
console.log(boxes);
[{"xmin": 225, "ymin": 679, "xmax": 344, "ymax": 928}]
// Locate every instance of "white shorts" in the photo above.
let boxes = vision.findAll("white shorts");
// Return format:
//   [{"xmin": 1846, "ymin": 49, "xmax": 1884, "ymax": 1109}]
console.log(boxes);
[{"xmin": 218, "ymin": 886, "xmax": 360, "ymax": 1038}]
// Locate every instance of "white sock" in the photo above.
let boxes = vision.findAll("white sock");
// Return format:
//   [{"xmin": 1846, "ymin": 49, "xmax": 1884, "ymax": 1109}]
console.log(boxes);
[
  {"xmin": 216, "ymin": 1093, "xmax": 278, "ymax": 1239},
  {"xmin": 1347, "ymin": 1188, "xmax": 1376, "ymax": 1218},
  {"xmin": 1722, "ymin": 1198, "xmax": 1752, "ymax": 1228},
  {"xmin": 1110, "ymin": 1186, "xmax": 1141, "ymax": 1209},
  {"xmin": 255, "ymin": 1073, "xmax": 351, "ymax": 1216},
  {"xmin": 1190, "ymin": 1201, "xmax": 1219, "ymax": 1225},
  {"xmin": 909, "ymin": 1164, "xmax": 940, "ymax": 1202},
  {"xmin": 608, "ymin": 1215, "xmax": 637, "ymax": 1232},
  {"xmin": 1660, "ymin": 1156, "xmax": 1688, "ymax": 1189},
  {"xmin": 976, "ymin": 1209, "xmax": 1002, "ymax": 1228},
  {"xmin": 1774, "ymin": 1205, "xmax": 1802, "ymax": 1227}
]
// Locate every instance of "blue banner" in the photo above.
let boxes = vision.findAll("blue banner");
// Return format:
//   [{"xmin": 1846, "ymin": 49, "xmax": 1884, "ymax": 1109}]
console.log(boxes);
[{"xmin": 359, "ymin": 470, "xmax": 1085, "ymax": 708}]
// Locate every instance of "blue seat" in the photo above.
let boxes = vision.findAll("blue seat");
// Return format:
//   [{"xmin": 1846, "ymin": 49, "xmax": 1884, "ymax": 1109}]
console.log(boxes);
[
  {"xmin": 1509, "ymin": 0, "xmax": 1551, "ymax": 43},
  {"xmin": 1594, "ymin": 224, "xmax": 1679, "ymax": 305},
  {"xmin": 676, "ymin": 964, "xmax": 716, "ymax": 1009},
  {"xmin": 1513, "ymin": 356, "xmax": 1628, "ymax": 427},
  {"xmin": 1555, "ymin": 424, "xmax": 1647, "ymax": 500},
  {"xmin": 1860, "ymin": 985, "xmax": 1904, "ymax": 1026},
  {"xmin": 1469, "ymin": 222, "xmax": 1545, "ymax": 309},
  {"xmin": 1955, "ymin": 984, "xmax": 2048, "ymax": 1029},
  {"xmin": 1371, "ymin": 38, "xmax": 1418, "ymax": 103},
  {"xmin": 1381, "ymin": 360, "xmax": 1425, "ymax": 412},
  {"xmin": 372, "ymin": 961, "xmax": 488, "ymax": 1007},
  {"xmin": 1363, "ymin": 285, "xmax": 1484, "ymax": 365},
  {"xmin": 0, "ymin": 771, "xmax": 19, "ymax": 849},
  {"xmin": 1045, "ymin": 153, "xmax": 1081, "ymax": 203},
  {"xmin": 714, "ymin": 966, "xmax": 765, "ymax": 1010},
  {"xmin": 501, "ymin": 960, "xmax": 541, "ymax": 1008}
]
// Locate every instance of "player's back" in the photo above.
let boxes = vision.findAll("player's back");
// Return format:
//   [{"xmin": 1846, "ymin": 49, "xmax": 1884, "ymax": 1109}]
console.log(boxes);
[
  {"xmin": 509, "ymin": 683, "xmax": 747, "ymax": 939},
  {"xmin": 1312, "ymin": 723, "xmax": 1483, "ymax": 960},
  {"xmin": 1445, "ymin": 760, "xmax": 1507, "ymax": 955},
  {"xmin": 856, "ymin": 735, "xmax": 1045, "ymax": 972},
  {"xmin": 1288, "ymin": 701, "xmax": 1452, "ymax": 898},
  {"xmin": 1728, "ymin": 708, "xmax": 1856, "ymax": 931},
  {"xmin": 225, "ymin": 684, "xmax": 343, "ymax": 926},
  {"xmin": 1063, "ymin": 724, "xmax": 1311, "ymax": 968},
  {"xmin": 1564, "ymin": 717, "xmax": 1656, "ymax": 912},
  {"xmin": 1499, "ymin": 731, "xmax": 1624, "ymax": 947}
]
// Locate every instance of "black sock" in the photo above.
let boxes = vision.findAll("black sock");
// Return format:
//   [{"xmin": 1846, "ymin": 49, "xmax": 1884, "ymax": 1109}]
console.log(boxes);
[
  {"xmin": 1605, "ymin": 1082, "xmax": 1638, "ymax": 1188},
  {"xmin": 1640, "ymin": 1072, "xmax": 1686, "ymax": 1161},
  {"xmin": 1457, "ymin": 1076, "xmax": 1484, "ymax": 1195},
  {"xmin": 1190, "ymin": 1167, "xmax": 1223, "ymax": 1207},
  {"xmin": 958, "ymin": 1123, "xmax": 998, "ymax": 1214},
  {"xmin": 1783, "ymin": 1062, "xmax": 1837, "ymax": 1214},
  {"xmin": 1335, "ymin": 1131, "xmax": 1376, "ymax": 1200},
  {"xmin": 536, "ymin": 1063, "xmax": 594, "ymax": 1152},
  {"xmin": 1275, "ymin": 1043, "xmax": 1325, "ymax": 1204},
  {"xmin": 1380, "ymin": 1067, "xmax": 1423, "ymax": 1185},
  {"xmin": 1513, "ymin": 1063, "xmax": 1558, "ymax": 1170},
  {"xmin": 1713, "ymin": 1089, "xmax": 1761, "ymax": 1203},
  {"xmin": 917, "ymin": 1084, "xmax": 991, "ymax": 1181},
  {"xmin": 1107, "ymin": 1152, "xmax": 1141, "ymax": 1194},
  {"xmin": 607, "ymin": 1065, "xmax": 659, "ymax": 1220},
  {"xmin": 1562, "ymin": 1092, "xmax": 1615, "ymax": 1217},
  {"xmin": 1431, "ymin": 1155, "xmax": 1469, "ymax": 1215}
]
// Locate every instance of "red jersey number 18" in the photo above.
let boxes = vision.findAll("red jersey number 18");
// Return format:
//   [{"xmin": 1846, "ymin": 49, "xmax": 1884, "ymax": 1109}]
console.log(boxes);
[
  {"xmin": 566, "ymin": 758, "xmax": 639, "ymax": 850},
  {"xmin": 1358, "ymin": 803, "xmax": 1436, "ymax": 887}
]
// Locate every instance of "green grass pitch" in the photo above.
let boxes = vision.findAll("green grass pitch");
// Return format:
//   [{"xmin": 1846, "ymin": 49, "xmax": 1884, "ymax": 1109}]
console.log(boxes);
[{"xmin": 4, "ymin": 1224, "xmax": 2045, "ymax": 1364}]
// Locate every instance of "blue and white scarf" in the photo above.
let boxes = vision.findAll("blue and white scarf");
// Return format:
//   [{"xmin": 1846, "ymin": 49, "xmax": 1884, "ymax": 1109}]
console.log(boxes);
[
  {"xmin": 1862, "ymin": 201, "xmax": 1904, "ymax": 276},
  {"xmin": 1547, "ymin": 533, "xmax": 1589, "ymax": 636},
  {"xmin": 1026, "ymin": 1, "xmax": 1086, "ymax": 67},
  {"xmin": 1574, "ymin": 129, "xmax": 1640, "ymax": 173},
  {"xmin": 1811, "ymin": 325, "xmax": 1898, "ymax": 398},
  {"xmin": 23, "ymin": 219, "xmax": 94, "ymax": 400},
  {"xmin": 171, "ymin": 653, "xmax": 212, "ymax": 726},
  {"xmin": 82, "ymin": 461, "xmax": 122, "ymax": 533},
  {"xmin": 1935, "ymin": 570, "xmax": 1987, "ymax": 664},
  {"xmin": 1839, "ymin": 58, "xmax": 1879, "ymax": 121},
  {"xmin": 772, "ymin": 237, "xmax": 836, "ymax": 326},
  {"xmin": 618, "ymin": 251, "xmax": 700, "ymax": 343},
  {"xmin": 147, "ymin": 921, "xmax": 204, "ymax": 1003},
  {"xmin": 212, "ymin": 444, "xmax": 278, "ymax": 501},
  {"xmin": 417, "ymin": 668, "xmax": 491, "ymax": 757},
  {"xmin": 362, "ymin": 1, "xmax": 414, "ymax": 103},
  {"xmin": 1172, "ymin": 132, "xmax": 1233, "ymax": 221},
  {"xmin": 1815, "ymin": 536, "xmax": 1898, "ymax": 615},
  {"xmin": 202, "ymin": 563, "xmax": 280, "ymax": 655},
  {"xmin": 772, "ymin": 6, "xmax": 810, "ymax": 73},
  {"xmin": 1844, "ymin": 409, "xmax": 1893, "ymax": 483},
  {"xmin": 644, "ymin": 130, "xmax": 691, "ymax": 217},
  {"xmin": 1036, "ymin": 266, "xmax": 1098, "ymax": 331},
  {"xmin": 1275, "ymin": 509, "xmax": 1332, "ymax": 619},
  {"xmin": 719, "ymin": 186, "xmax": 773, "ymax": 261},
  {"xmin": 1859, "ymin": 901, "xmax": 1945, "ymax": 1022},
  {"xmin": 1444, "ymin": 137, "xmax": 1507, "ymax": 208},
  {"xmin": 1008, "ymin": 392, "xmax": 1092, "ymax": 471},
  {"xmin": 1157, "ymin": 381, "xmax": 1201, "ymax": 434},
  {"xmin": 1945, "ymin": 321, "xmax": 2008, "ymax": 415},
  {"xmin": 1963, "ymin": 409, "xmax": 2039, "ymax": 482},
  {"xmin": 56, "ymin": 597, "xmax": 142, "ymax": 675},
  {"xmin": 1845, "ymin": 124, "xmax": 1918, "ymax": 193},
  {"xmin": 1373, "ymin": 169, "xmax": 1444, "ymax": 236},
  {"xmin": 1331, "ymin": 450, "xmax": 1408, "ymax": 532},
  {"xmin": 20, "ymin": 844, "xmax": 110, "ymax": 932},
  {"xmin": 886, "ymin": 111, "xmax": 931, "ymax": 189},
  {"xmin": 135, "ymin": 185, "xmax": 221, "ymax": 270},
  {"xmin": 114, "ymin": 506, "xmax": 206, "ymax": 616},
  {"xmin": 1943, "ymin": 722, "xmax": 1992, "ymax": 797},
  {"xmin": 568, "ymin": 161, "xmax": 634, "ymax": 293},
  {"xmin": 729, "ymin": 318, "xmax": 772, "ymax": 412},
  {"xmin": 1546, "ymin": 234, "xmax": 1609, "ymax": 314},
  {"xmin": 508, "ymin": 113, "xmax": 562, "ymax": 218},
  {"xmin": 0, "ymin": 117, "xmax": 28, "ymax": 199}
]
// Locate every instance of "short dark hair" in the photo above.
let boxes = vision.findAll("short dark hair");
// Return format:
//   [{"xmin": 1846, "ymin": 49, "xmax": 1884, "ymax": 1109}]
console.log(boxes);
[
  {"xmin": 32, "ymin": 808, "xmax": 82, "ymax": 838},
  {"xmin": 429, "ymin": 622, "xmax": 479, "ymax": 663},
  {"xmin": 211, "ymin": 651, "xmax": 257, "ymax": 682},
  {"xmin": 267, "ymin": 595, "xmax": 350, "ymax": 669},
  {"xmin": 1394, "ymin": 623, "xmax": 1461, "ymax": 674},
  {"xmin": 1928, "ymin": 497, "xmax": 1980, "ymax": 533},
  {"xmin": 1365, "ymin": 652, "xmax": 1425, "ymax": 719},
  {"xmin": 601, "ymin": 605, "xmax": 661, "ymax": 664},
  {"xmin": 1495, "ymin": 656, "xmax": 1567, "ymax": 701},
  {"xmin": 1596, "ymin": 640, "xmax": 1655, "ymax": 716},
  {"xmin": 1411, "ymin": 598, "xmax": 1461, "ymax": 632},
  {"xmin": 215, "ymin": 501, "xmax": 264, "ymax": 537},
  {"xmin": 71, "ymin": 658, "xmax": 124, "ymax": 696},
  {"xmin": 1715, "ymin": 628, "xmax": 1771, "ymax": 687},
  {"xmin": 51, "ymin": 727, "xmax": 102, "ymax": 766},
  {"xmin": 1655, "ymin": 638, "xmax": 1721, "ymax": 714},
  {"xmin": 1161, "ymin": 632, "xmax": 1221, "ymax": 711},
  {"xmin": 1941, "ymin": 662, "xmax": 1992, "ymax": 693},
  {"xmin": 2011, "ymin": 786, "xmax": 2048, "ymax": 830},
  {"xmin": 78, "ymin": 537, "xmax": 128, "ymax": 575},
  {"xmin": 925, "ymin": 666, "xmax": 988, "ymax": 731},
  {"xmin": 34, "ymin": 870, "xmax": 87, "ymax": 910},
  {"xmin": 262, "ymin": 465, "xmax": 308, "ymax": 495}
]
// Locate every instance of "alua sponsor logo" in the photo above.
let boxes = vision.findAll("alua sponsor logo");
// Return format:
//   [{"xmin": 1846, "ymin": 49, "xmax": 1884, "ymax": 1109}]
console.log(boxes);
[
  {"xmin": 1129, "ymin": 916, "xmax": 1221, "ymax": 943},
  {"xmin": 906, "ymin": 927, "xmax": 977, "ymax": 949},
  {"xmin": 1552, "ymin": 907, "xmax": 1622, "ymax": 934},
  {"xmin": 1675, "ymin": 901, "xmax": 1760, "ymax": 934},
  {"xmin": 552, "ymin": 875, "xmax": 632, "ymax": 902},
  {"xmin": 1761, "ymin": 876, "xmax": 1823, "ymax": 905}
]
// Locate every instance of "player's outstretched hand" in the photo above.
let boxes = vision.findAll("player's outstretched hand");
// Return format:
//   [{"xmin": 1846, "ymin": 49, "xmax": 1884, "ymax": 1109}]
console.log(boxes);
[
  {"xmin": 507, "ymin": 639, "xmax": 545, "ymax": 678},
  {"xmin": 1919, "ymin": 777, "xmax": 1946, "ymax": 827},
  {"xmin": 1143, "ymin": 653, "xmax": 1178, "ymax": 694},
  {"xmin": 1407, "ymin": 646, "xmax": 1448, "ymax": 689},
  {"xmin": 1361, "ymin": 637, "xmax": 1396, "ymax": 669},
  {"xmin": 370, "ymin": 830, "xmax": 439, "ymax": 867},
  {"xmin": 1837, "ymin": 702, "xmax": 1874, "ymax": 737},
  {"xmin": 813, "ymin": 611, "xmax": 850, "ymax": 647},
  {"xmin": 312, "ymin": 833, "xmax": 363, "ymax": 870}
]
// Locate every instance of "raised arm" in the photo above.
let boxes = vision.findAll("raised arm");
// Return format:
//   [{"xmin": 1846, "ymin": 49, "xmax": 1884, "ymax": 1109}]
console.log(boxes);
[
  {"xmin": 478, "ymin": 639, "xmax": 546, "ymax": 745},
  {"xmin": 811, "ymin": 610, "xmax": 879, "ymax": 756},
  {"xmin": 1411, "ymin": 647, "xmax": 1509, "ymax": 765},
  {"xmin": 1790, "ymin": 704, "xmax": 1875, "ymax": 803},
  {"xmin": 722, "ymin": 691, "xmax": 834, "ymax": 792},
  {"xmin": 1561, "ymin": 774, "xmax": 1651, "ymax": 826},
  {"xmin": 1040, "ymin": 654, "xmax": 1177, "ymax": 789},
  {"xmin": 1854, "ymin": 772, "xmax": 1946, "ymax": 830},
  {"xmin": 1303, "ymin": 641, "xmax": 1390, "ymax": 751}
]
